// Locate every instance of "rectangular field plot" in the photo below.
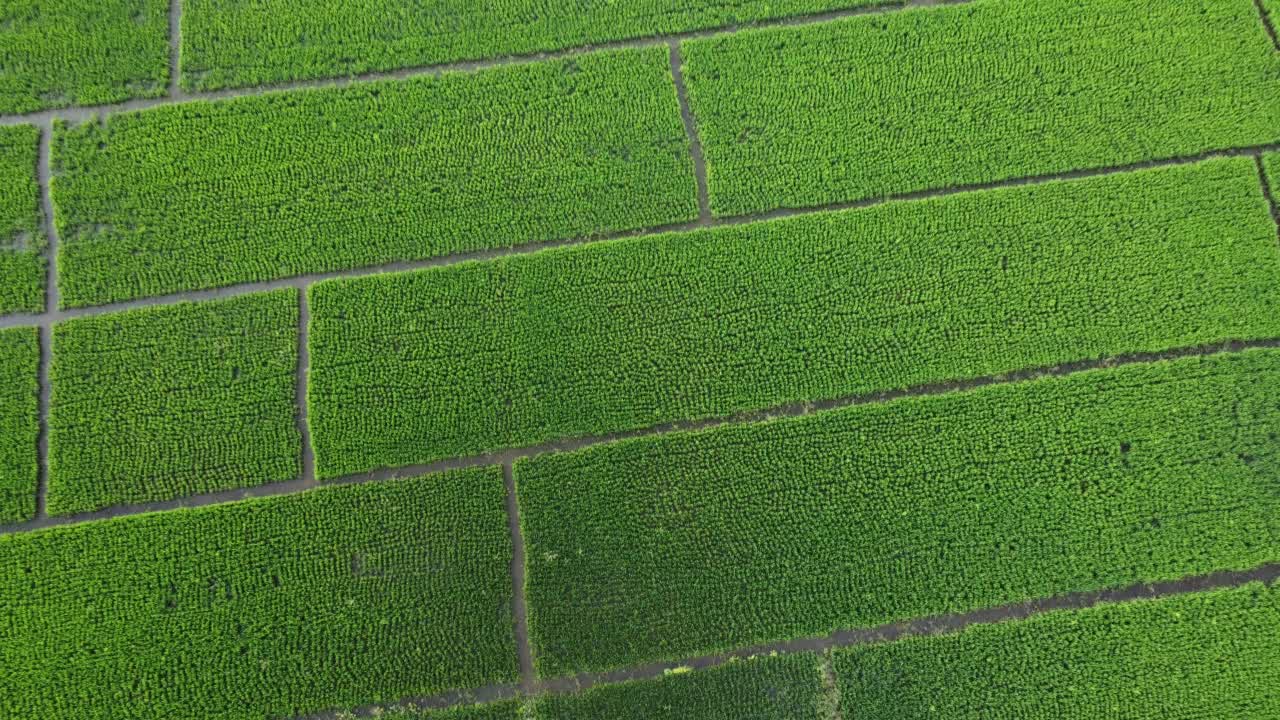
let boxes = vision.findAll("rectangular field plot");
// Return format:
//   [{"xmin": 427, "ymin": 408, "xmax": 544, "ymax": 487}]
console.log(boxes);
[
  {"xmin": 0, "ymin": 0, "xmax": 169, "ymax": 114},
  {"xmin": 0, "ymin": 468, "xmax": 517, "ymax": 719},
  {"xmin": 51, "ymin": 46, "xmax": 697, "ymax": 307},
  {"xmin": 0, "ymin": 328, "xmax": 38, "ymax": 523},
  {"xmin": 48, "ymin": 291, "xmax": 300, "ymax": 515},
  {"xmin": 181, "ymin": 0, "xmax": 884, "ymax": 91},
  {"xmin": 834, "ymin": 583, "xmax": 1280, "ymax": 718},
  {"xmin": 0, "ymin": 125, "xmax": 44, "ymax": 315},
  {"xmin": 308, "ymin": 158, "xmax": 1280, "ymax": 478},
  {"xmin": 516, "ymin": 349, "xmax": 1280, "ymax": 674},
  {"xmin": 533, "ymin": 653, "xmax": 823, "ymax": 719},
  {"xmin": 682, "ymin": 0, "xmax": 1280, "ymax": 215}
]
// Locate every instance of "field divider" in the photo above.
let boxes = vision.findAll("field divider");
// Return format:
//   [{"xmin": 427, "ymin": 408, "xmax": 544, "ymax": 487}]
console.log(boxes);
[
  {"xmin": 297, "ymin": 562, "xmax": 1280, "ymax": 719},
  {"xmin": 4, "ymin": 336, "xmax": 1278, "ymax": 536},
  {"xmin": 32, "ymin": 121, "xmax": 57, "ymax": 519},
  {"xmin": 1255, "ymin": 0, "xmax": 1280, "ymax": 51},
  {"xmin": 168, "ymin": 0, "xmax": 185, "ymax": 98},
  {"xmin": 2, "ymin": 140, "xmax": 1278, "ymax": 333},
  {"xmin": 667, "ymin": 40, "xmax": 712, "ymax": 225},
  {"xmin": 504, "ymin": 463, "xmax": 538, "ymax": 693},
  {"xmin": 297, "ymin": 290, "xmax": 316, "ymax": 484},
  {"xmin": 1258, "ymin": 155, "xmax": 1280, "ymax": 242}
]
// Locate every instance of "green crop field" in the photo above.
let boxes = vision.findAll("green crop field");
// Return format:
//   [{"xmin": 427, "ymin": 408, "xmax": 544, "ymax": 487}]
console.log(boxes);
[
  {"xmin": 0, "ymin": 468, "xmax": 516, "ymax": 719},
  {"xmin": 835, "ymin": 582, "xmax": 1280, "ymax": 718},
  {"xmin": 0, "ymin": 328, "xmax": 38, "ymax": 523},
  {"xmin": 684, "ymin": 0, "xmax": 1280, "ymax": 215},
  {"xmin": 0, "ymin": 0, "xmax": 170, "ymax": 114},
  {"xmin": 51, "ymin": 46, "xmax": 696, "ymax": 307},
  {"xmin": 47, "ymin": 291, "xmax": 300, "ymax": 515},
  {"xmin": 0, "ymin": 125, "xmax": 43, "ymax": 315},
  {"xmin": 2, "ymin": 0, "xmax": 1279, "ymax": 716},
  {"xmin": 309, "ymin": 158, "xmax": 1280, "ymax": 478},
  {"xmin": 517, "ymin": 349, "xmax": 1280, "ymax": 673},
  {"xmin": 180, "ymin": 0, "xmax": 884, "ymax": 91}
]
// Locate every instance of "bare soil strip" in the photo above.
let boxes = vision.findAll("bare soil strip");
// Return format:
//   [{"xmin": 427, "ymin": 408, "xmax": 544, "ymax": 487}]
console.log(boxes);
[
  {"xmin": 1257, "ymin": 156, "xmax": 1280, "ymax": 240},
  {"xmin": 32, "ymin": 123, "xmax": 57, "ymax": 518},
  {"xmin": 169, "ymin": 0, "xmax": 185, "ymax": 98},
  {"xmin": 1255, "ymin": 0, "xmax": 1280, "ymax": 51},
  {"xmin": 667, "ymin": 41, "xmax": 712, "ymax": 225},
  {"xmin": 504, "ymin": 463, "xmax": 537, "ymax": 693}
]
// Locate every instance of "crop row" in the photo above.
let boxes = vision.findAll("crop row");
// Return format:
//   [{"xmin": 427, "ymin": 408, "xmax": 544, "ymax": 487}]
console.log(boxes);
[
  {"xmin": 15, "ymin": 0, "xmax": 1275, "ymax": 310},
  {"xmin": 357, "ymin": 582, "xmax": 1279, "ymax": 718},
  {"xmin": 0, "ymin": 328, "xmax": 38, "ymax": 523},
  {"xmin": 515, "ymin": 348, "xmax": 1280, "ymax": 673},
  {"xmin": 0, "ymin": 125, "xmax": 43, "ymax": 315},
  {"xmin": 0, "ymin": 467, "xmax": 517, "ymax": 720},
  {"xmin": 179, "ymin": 0, "xmax": 884, "ymax": 92},
  {"xmin": 0, "ymin": 0, "xmax": 169, "ymax": 114},
  {"xmin": 308, "ymin": 158, "xmax": 1280, "ymax": 478},
  {"xmin": 50, "ymin": 46, "xmax": 697, "ymax": 307},
  {"xmin": 683, "ymin": 0, "xmax": 1280, "ymax": 215},
  {"xmin": 47, "ymin": 290, "xmax": 301, "ymax": 516}
]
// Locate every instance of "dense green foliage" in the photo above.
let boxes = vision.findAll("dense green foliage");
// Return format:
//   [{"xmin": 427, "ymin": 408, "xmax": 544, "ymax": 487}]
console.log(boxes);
[
  {"xmin": 0, "ymin": 0, "xmax": 169, "ymax": 114},
  {"xmin": 0, "ymin": 467, "xmax": 517, "ymax": 719},
  {"xmin": 834, "ymin": 582, "xmax": 1280, "ymax": 718},
  {"xmin": 308, "ymin": 158, "xmax": 1280, "ymax": 478},
  {"xmin": 0, "ymin": 328, "xmax": 38, "ymax": 523},
  {"xmin": 180, "ymin": 0, "xmax": 881, "ymax": 91},
  {"xmin": 48, "ymin": 291, "xmax": 300, "ymax": 515},
  {"xmin": 51, "ymin": 46, "xmax": 697, "ymax": 307},
  {"xmin": 516, "ymin": 349, "xmax": 1280, "ymax": 674},
  {"xmin": 535, "ymin": 654, "xmax": 824, "ymax": 719},
  {"xmin": 0, "ymin": 125, "xmax": 43, "ymax": 315},
  {"xmin": 683, "ymin": 0, "xmax": 1280, "ymax": 215}
]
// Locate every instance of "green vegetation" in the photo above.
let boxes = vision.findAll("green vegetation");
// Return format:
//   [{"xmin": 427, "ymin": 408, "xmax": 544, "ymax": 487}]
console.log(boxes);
[
  {"xmin": 51, "ymin": 46, "xmax": 696, "ymax": 307},
  {"xmin": 0, "ymin": 467, "xmax": 517, "ymax": 719},
  {"xmin": 834, "ymin": 582, "xmax": 1280, "ymax": 718},
  {"xmin": 682, "ymin": 0, "xmax": 1280, "ymax": 215},
  {"xmin": 48, "ymin": 291, "xmax": 300, "ymax": 515},
  {"xmin": 535, "ymin": 654, "xmax": 824, "ymax": 719},
  {"xmin": 516, "ymin": 349, "xmax": 1280, "ymax": 674},
  {"xmin": 0, "ymin": 328, "xmax": 38, "ymax": 523},
  {"xmin": 308, "ymin": 158, "xmax": 1280, "ymax": 478},
  {"xmin": 0, "ymin": 125, "xmax": 43, "ymax": 315},
  {"xmin": 180, "ymin": 0, "xmax": 882, "ymax": 91},
  {"xmin": 0, "ymin": 0, "xmax": 169, "ymax": 114}
]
